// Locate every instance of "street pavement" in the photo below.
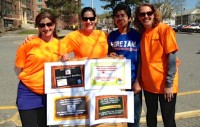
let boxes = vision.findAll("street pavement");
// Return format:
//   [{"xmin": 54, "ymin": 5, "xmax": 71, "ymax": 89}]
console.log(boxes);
[{"xmin": 0, "ymin": 30, "xmax": 200, "ymax": 127}]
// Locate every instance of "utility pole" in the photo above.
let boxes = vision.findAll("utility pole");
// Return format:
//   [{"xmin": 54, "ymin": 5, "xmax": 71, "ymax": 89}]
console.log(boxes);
[
  {"xmin": 75, "ymin": 0, "xmax": 81, "ymax": 29},
  {"xmin": 91, "ymin": 0, "xmax": 93, "ymax": 8},
  {"xmin": 0, "ymin": 0, "xmax": 5, "ymax": 34},
  {"xmin": 180, "ymin": 3, "xmax": 183, "ymax": 25},
  {"xmin": 180, "ymin": 3, "xmax": 185, "ymax": 25}
]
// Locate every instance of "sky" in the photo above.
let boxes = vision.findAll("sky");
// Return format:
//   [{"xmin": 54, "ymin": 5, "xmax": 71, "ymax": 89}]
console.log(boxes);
[{"xmin": 82, "ymin": 0, "xmax": 198, "ymax": 14}]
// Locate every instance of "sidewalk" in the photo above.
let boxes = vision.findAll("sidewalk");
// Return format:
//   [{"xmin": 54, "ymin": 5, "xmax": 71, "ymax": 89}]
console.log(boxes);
[
  {"xmin": 57, "ymin": 29, "xmax": 72, "ymax": 39},
  {"xmin": 1, "ymin": 29, "xmax": 72, "ymax": 37}
]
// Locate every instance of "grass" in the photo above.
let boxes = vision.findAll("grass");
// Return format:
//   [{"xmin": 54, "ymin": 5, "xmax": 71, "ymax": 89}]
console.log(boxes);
[{"xmin": 17, "ymin": 29, "xmax": 38, "ymax": 34}]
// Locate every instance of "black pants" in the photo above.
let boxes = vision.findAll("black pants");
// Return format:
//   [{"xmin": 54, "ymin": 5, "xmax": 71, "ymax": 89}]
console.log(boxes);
[
  {"xmin": 19, "ymin": 107, "xmax": 49, "ymax": 127},
  {"xmin": 144, "ymin": 90, "xmax": 177, "ymax": 127}
]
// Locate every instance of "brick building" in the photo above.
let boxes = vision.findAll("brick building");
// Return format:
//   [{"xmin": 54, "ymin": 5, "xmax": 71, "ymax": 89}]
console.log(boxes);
[
  {"xmin": 0, "ymin": 0, "xmax": 48, "ymax": 31},
  {"xmin": 0, "ymin": 0, "xmax": 80, "ymax": 31}
]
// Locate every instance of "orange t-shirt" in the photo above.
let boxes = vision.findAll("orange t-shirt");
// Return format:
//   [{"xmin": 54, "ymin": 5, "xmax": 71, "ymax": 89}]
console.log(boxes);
[
  {"xmin": 60, "ymin": 29, "xmax": 108, "ymax": 58},
  {"xmin": 141, "ymin": 23, "xmax": 179, "ymax": 94},
  {"xmin": 15, "ymin": 37, "xmax": 66, "ymax": 94}
]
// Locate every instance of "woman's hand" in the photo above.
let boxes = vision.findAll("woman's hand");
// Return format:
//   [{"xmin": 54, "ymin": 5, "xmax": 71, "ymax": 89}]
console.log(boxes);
[
  {"xmin": 23, "ymin": 34, "xmax": 38, "ymax": 44},
  {"xmin": 61, "ymin": 53, "xmax": 71, "ymax": 62},
  {"xmin": 14, "ymin": 66, "xmax": 23, "ymax": 76},
  {"xmin": 164, "ymin": 87, "xmax": 174, "ymax": 102}
]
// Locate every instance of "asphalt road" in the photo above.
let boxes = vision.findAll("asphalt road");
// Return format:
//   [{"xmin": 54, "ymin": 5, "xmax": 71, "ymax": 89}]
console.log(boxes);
[{"xmin": 0, "ymin": 31, "xmax": 200, "ymax": 127}]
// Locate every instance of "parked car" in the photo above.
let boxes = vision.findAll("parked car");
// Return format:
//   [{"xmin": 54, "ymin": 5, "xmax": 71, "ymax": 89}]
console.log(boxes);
[
  {"xmin": 181, "ymin": 24, "xmax": 191, "ymax": 32},
  {"xmin": 171, "ymin": 25, "xmax": 178, "ymax": 32},
  {"xmin": 176, "ymin": 25, "xmax": 185, "ymax": 32},
  {"xmin": 188, "ymin": 23, "xmax": 200, "ymax": 33}
]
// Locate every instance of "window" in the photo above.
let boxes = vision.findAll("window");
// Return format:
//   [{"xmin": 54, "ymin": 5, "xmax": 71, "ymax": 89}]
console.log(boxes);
[
  {"xmin": 4, "ymin": 19, "xmax": 13, "ymax": 27},
  {"xmin": 27, "ymin": 9, "xmax": 32, "ymax": 18},
  {"xmin": 27, "ymin": 0, "xmax": 31, "ymax": 4},
  {"xmin": 21, "ymin": 0, "xmax": 26, "ymax": 4},
  {"xmin": 37, "ymin": 5, "xmax": 42, "ymax": 11},
  {"xmin": 37, "ymin": 0, "xmax": 42, "ymax": 2},
  {"xmin": 4, "ymin": 1, "xmax": 12, "ymax": 15}
]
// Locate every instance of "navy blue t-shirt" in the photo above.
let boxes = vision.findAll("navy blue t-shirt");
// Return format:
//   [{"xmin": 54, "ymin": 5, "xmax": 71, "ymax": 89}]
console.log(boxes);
[{"xmin": 108, "ymin": 28, "xmax": 141, "ymax": 83}]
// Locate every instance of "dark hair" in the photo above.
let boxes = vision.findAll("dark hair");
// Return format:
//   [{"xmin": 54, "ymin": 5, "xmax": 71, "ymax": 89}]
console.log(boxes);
[
  {"xmin": 35, "ymin": 9, "xmax": 57, "ymax": 38},
  {"xmin": 81, "ymin": 7, "xmax": 96, "ymax": 19},
  {"xmin": 113, "ymin": 4, "xmax": 131, "ymax": 18},
  {"xmin": 133, "ymin": 3, "xmax": 162, "ymax": 33}
]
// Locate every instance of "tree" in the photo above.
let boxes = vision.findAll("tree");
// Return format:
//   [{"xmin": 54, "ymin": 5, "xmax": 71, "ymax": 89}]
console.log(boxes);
[
  {"xmin": 45, "ymin": 0, "xmax": 80, "ymax": 25},
  {"xmin": 151, "ymin": 0, "xmax": 185, "ymax": 20},
  {"xmin": 0, "ymin": 0, "xmax": 5, "ymax": 34},
  {"xmin": 99, "ymin": 0, "xmax": 149, "ymax": 16}
]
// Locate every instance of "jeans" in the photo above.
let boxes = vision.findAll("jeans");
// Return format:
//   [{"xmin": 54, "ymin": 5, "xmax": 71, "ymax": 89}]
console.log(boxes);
[
  {"xmin": 128, "ymin": 91, "xmax": 142, "ymax": 127},
  {"xmin": 144, "ymin": 90, "xmax": 177, "ymax": 127}
]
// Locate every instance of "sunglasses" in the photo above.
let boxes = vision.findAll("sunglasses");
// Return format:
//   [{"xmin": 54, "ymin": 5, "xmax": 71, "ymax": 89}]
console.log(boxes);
[
  {"xmin": 82, "ymin": 17, "xmax": 95, "ymax": 21},
  {"xmin": 139, "ymin": 11, "xmax": 154, "ymax": 17},
  {"xmin": 38, "ymin": 22, "xmax": 53, "ymax": 28}
]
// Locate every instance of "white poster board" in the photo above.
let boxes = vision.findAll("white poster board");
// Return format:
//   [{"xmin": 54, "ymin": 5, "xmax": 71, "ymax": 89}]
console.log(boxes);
[
  {"xmin": 45, "ymin": 59, "xmax": 134, "ymax": 126},
  {"xmin": 47, "ymin": 91, "xmax": 90, "ymax": 126},
  {"xmin": 45, "ymin": 61, "xmax": 86, "ymax": 93},
  {"xmin": 84, "ymin": 59, "xmax": 131, "ymax": 90},
  {"xmin": 89, "ymin": 90, "xmax": 134, "ymax": 126}
]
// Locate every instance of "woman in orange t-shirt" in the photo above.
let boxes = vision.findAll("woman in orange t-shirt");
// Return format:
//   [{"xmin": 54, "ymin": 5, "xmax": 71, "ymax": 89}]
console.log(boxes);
[
  {"xmin": 14, "ymin": 10, "xmax": 65, "ymax": 127},
  {"xmin": 133, "ymin": 3, "xmax": 180, "ymax": 127},
  {"xmin": 60, "ymin": 7, "xmax": 108, "ymax": 60}
]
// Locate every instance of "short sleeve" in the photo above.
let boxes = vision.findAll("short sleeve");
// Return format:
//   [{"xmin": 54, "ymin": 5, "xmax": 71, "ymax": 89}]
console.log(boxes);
[
  {"xmin": 15, "ymin": 44, "xmax": 27, "ymax": 68},
  {"xmin": 162, "ymin": 26, "xmax": 178, "ymax": 54}
]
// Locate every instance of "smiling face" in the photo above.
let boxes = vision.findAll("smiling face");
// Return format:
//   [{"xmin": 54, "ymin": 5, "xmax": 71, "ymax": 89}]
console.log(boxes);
[
  {"xmin": 81, "ymin": 11, "xmax": 96, "ymax": 32},
  {"xmin": 38, "ymin": 18, "xmax": 55, "ymax": 39},
  {"xmin": 138, "ymin": 6, "xmax": 155, "ymax": 29},
  {"xmin": 114, "ymin": 10, "xmax": 131, "ymax": 31}
]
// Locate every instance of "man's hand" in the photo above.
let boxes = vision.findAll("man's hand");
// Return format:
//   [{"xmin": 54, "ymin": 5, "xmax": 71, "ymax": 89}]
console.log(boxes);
[{"xmin": 109, "ymin": 52, "xmax": 118, "ymax": 58}]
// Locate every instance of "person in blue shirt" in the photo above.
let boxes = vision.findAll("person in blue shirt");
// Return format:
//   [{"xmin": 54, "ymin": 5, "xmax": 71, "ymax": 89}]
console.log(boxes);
[{"xmin": 108, "ymin": 4, "xmax": 142, "ymax": 127}]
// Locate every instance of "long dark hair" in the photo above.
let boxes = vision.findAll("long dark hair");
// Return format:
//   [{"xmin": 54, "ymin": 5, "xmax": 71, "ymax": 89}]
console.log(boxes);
[
  {"xmin": 35, "ymin": 9, "xmax": 58, "ymax": 38},
  {"xmin": 133, "ymin": 3, "xmax": 162, "ymax": 33},
  {"xmin": 81, "ymin": 7, "xmax": 96, "ymax": 19}
]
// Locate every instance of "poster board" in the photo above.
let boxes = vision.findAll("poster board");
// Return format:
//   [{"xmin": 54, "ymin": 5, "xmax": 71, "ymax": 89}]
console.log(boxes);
[
  {"xmin": 47, "ymin": 90, "xmax": 134, "ymax": 126},
  {"xmin": 45, "ymin": 59, "xmax": 133, "ymax": 126},
  {"xmin": 47, "ymin": 92, "xmax": 90, "ymax": 126},
  {"xmin": 45, "ymin": 61, "xmax": 86, "ymax": 93},
  {"xmin": 89, "ymin": 91, "xmax": 134, "ymax": 126},
  {"xmin": 84, "ymin": 59, "xmax": 131, "ymax": 90}
]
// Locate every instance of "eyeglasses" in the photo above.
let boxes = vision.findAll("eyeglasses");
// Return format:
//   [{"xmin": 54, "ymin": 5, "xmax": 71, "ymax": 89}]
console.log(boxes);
[
  {"xmin": 38, "ymin": 22, "xmax": 53, "ymax": 28},
  {"xmin": 82, "ymin": 17, "xmax": 95, "ymax": 21},
  {"xmin": 139, "ymin": 11, "xmax": 154, "ymax": 17}
]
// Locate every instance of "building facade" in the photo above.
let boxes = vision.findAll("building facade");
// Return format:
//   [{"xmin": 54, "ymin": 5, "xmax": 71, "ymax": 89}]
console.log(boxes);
[
  {"xmin": 0, "ymin": 0, "xmax": 80, "ymax": 31},
  {"xmin": 176, "ymin": 8, "xmax": 200, "ymax": 25},
  {"xmin": 33, "ymin": 0, "xmax": 47, "ymax": 19},
  {"xmin": 0, "ymin": 0, "xmax": 49, "ymax": 31},
  {"xmin": 0, "ymin": 0, "xmax": 35, "ymax": 30}
]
